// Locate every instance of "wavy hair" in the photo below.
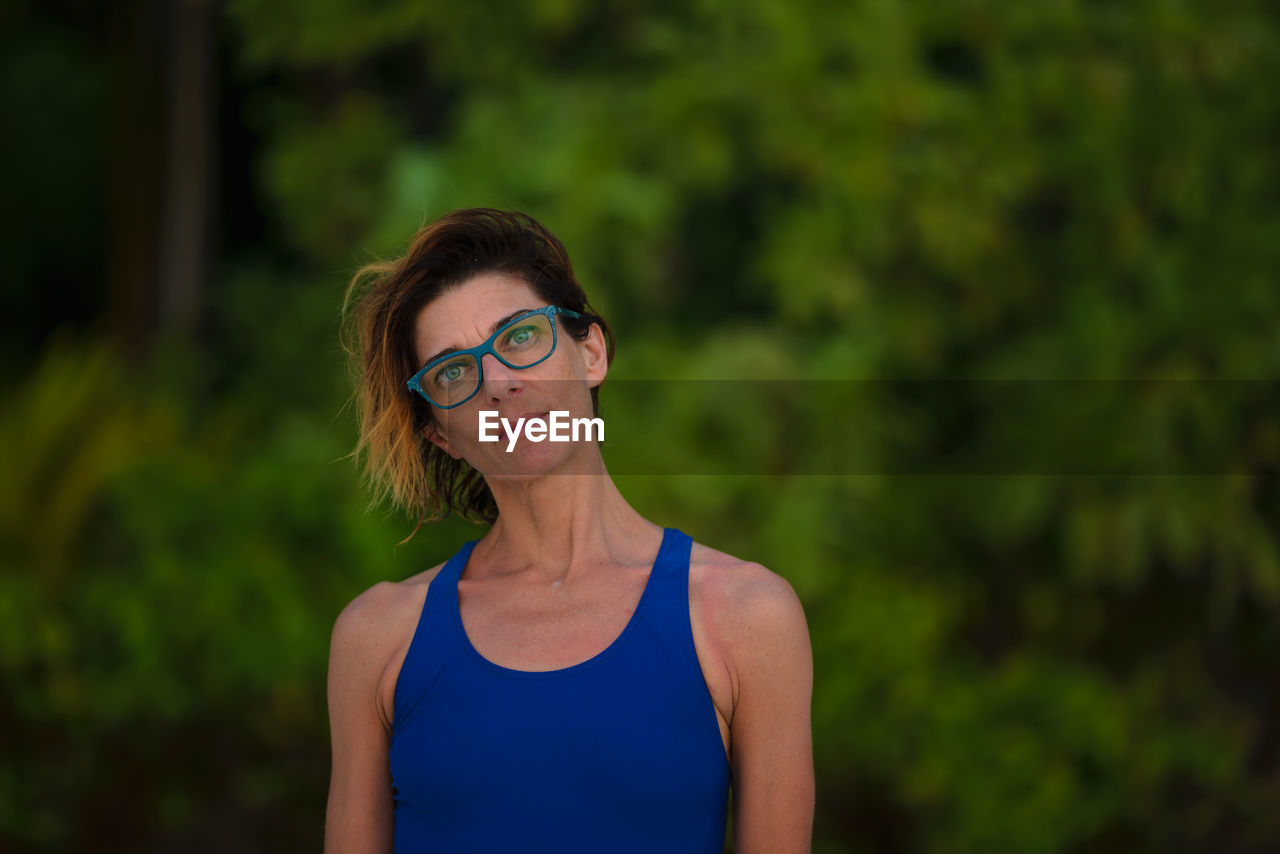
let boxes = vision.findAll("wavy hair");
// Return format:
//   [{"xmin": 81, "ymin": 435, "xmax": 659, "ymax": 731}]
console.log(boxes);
[{"xmin": 340, "ymin": 208, "xmax": 614, "ymax": 538}]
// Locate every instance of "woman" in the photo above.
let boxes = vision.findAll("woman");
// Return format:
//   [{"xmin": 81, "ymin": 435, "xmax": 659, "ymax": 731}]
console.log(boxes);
[{"xmin": 327, "ymin": 208, "xmax": 814, "ymax": 853}]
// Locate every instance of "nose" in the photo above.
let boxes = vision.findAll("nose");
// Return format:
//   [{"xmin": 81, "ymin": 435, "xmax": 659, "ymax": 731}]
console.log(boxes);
[{"xmin": 480, "ymin": 352, "xmax": 524, "ymax": 403}]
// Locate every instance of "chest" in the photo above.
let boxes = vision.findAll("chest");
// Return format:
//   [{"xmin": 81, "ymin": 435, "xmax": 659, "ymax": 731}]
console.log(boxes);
[
  {"xmin": 456, "ymin": 571, "xmax": 646, "ymax": 670},
  {"xmin": 451, "ymin": 569, "xmax": 735, "ymax": 760}
]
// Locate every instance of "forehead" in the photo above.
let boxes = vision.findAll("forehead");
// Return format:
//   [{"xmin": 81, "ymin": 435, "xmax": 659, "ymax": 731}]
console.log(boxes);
[{"xmin": 412, "ymin": 272, "xmax": 539, "ymax": 362}]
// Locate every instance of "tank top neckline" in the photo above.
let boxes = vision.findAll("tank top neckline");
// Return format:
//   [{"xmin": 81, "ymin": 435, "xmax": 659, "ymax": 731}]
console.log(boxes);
[{"xmin": 445, "ymin": 526, "xmax": 679, "ymax": 679}]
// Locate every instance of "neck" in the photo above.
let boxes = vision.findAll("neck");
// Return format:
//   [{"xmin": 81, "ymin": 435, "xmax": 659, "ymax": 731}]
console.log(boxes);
[{"xmin": 474, "ymin": 451, "xmax": 659, "ymax": 585}]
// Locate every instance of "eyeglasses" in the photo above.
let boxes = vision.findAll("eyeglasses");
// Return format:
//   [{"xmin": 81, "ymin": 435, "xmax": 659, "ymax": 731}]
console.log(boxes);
[{"xmin": 407, "ymin": 305, "xmax": 584, "ymax": 409}]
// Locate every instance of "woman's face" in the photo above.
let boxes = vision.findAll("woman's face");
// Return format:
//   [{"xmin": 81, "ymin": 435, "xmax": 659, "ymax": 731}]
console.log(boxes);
[{"xmin": 412, "ymin": 271, "xmax": 608, "ymax": 476}]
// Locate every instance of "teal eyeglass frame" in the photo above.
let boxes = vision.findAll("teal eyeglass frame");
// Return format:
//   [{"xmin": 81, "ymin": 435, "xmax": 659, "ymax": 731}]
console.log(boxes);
[{"xmin": 406, "ymin": 305, "xmax": 584, "ymax": 409}]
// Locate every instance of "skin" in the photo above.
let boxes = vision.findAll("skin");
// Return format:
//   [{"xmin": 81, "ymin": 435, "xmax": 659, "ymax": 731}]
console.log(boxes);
[{"xmin": 325, "ymin": 272, "xmax": 815, "ymax": 853}]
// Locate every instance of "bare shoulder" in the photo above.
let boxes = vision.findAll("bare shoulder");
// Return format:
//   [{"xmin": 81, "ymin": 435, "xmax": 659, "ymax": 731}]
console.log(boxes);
[
  {"xmin": 332, "ymin": 577, "xmax": 422, "ymax": 652},
  {"xmin": 689, "ymin": 541, "xmax": 808, "ymax": 634},
  {"xmin": 687, "ymin": 541, "xmax": 811, "ymax": 685},
  {"xmin": 330, "ymin": 563, "xmax": 450, "ymax": 696}
]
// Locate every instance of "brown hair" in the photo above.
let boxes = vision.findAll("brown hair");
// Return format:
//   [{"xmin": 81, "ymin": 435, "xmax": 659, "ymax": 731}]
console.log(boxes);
[{"xmin": 340, "ymin": 208, "xmax": 614, "ymax": 536}]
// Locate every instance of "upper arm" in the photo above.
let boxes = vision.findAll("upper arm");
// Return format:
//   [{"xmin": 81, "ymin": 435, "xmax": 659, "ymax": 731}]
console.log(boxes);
[
  {"xmin": 723, "ymin": 566, "xmax": 815, "ymax": 854},
  {"xmin": 325, "ymin": 583, "xmax": 398, "ymax": 854}
]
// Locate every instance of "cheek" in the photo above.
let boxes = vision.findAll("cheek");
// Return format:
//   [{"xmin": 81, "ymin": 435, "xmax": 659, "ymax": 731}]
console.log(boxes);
[
  {"xmin": 560, "ymin": 338, "xmax": 592, "ymax": 377},
  {"xmin": 430, "ymin": 407, "xmax": 467, "ymax": 441}
]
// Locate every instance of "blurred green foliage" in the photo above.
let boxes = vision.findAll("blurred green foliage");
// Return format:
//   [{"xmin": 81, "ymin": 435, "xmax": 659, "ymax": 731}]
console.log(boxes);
[{"xmin": 3, "ymin": 0, "xmax": 1280, "ymax": 852}]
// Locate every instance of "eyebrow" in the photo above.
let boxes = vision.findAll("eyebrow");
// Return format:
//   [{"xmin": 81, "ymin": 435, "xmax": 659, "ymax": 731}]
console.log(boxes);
[{"xmin": 420, "ymin": 307, "xmax": 537, "ymax": 367}]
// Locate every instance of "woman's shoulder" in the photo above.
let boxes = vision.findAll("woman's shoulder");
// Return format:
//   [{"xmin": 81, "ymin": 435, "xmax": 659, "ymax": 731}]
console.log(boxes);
[
  {"xmin": 687, "ymin": 539, "xmax": 809, "ymax": 665},
  {"xmin": 688, "ymin": 539, "xmax": 802, "ymax": 614},
  {"xmin": 329, "ymin": 561, "xmax": 455, "ymax": 732},
  {"xmin": 329, "ymin": 561, "xmax": 451, "ymax": 662}
]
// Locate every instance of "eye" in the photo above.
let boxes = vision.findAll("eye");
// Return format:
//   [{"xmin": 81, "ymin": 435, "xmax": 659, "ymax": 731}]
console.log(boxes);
[
  {"xmin": 432, "ymin": 358, "xmax": 474, "ymax": 387},
  {"xmin": 500, "ymin": 323, "xmax": 541, "ymax": 349}
]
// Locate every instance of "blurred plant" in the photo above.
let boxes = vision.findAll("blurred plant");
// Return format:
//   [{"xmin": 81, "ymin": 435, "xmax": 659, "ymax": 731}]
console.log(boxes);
[{"xmin": 0, "ymin": 337, "xmax": 471, "ymax": 850}]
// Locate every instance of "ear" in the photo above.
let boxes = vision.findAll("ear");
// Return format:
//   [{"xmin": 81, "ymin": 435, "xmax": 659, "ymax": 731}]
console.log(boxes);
[
  {"xmin": 580, "ymin": 322, "xmax": 609, "ymax": 389},
  {"xmin": 420, "ymin": 419, "xmax": 461, "ymax": 460}
]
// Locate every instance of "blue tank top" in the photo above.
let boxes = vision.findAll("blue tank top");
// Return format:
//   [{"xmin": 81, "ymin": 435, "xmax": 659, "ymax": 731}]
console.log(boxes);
[{"xmin": 389, "ymin": 527, "xmax": 731, "ymax": 854}]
